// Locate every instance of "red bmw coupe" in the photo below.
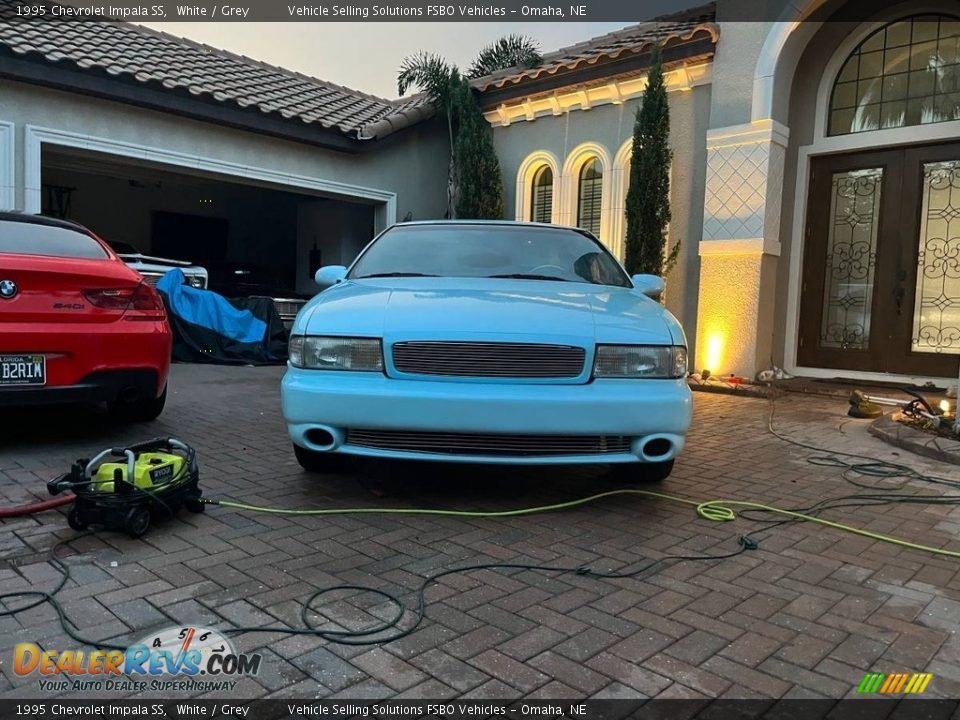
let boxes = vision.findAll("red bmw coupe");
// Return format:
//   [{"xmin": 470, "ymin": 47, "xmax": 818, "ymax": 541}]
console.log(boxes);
[{"xmin": 0, "ymin": 212, "xmax": 172, "ymax": 421}]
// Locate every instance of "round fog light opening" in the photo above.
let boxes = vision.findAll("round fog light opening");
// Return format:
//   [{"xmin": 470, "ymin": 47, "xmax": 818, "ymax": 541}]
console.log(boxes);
[
  {"xmin": 305, "ymin": 428, "xmax": 335, "ymax": 448},
  {"xmin": 643, "ymin": 438, "xmax": 672, "ymax": 459}
]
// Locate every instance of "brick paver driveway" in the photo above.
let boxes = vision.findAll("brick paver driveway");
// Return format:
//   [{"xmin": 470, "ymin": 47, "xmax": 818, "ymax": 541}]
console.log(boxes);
[{"xmin": 2, "ymin": 365, "xmax": 959, "ymax": 700}]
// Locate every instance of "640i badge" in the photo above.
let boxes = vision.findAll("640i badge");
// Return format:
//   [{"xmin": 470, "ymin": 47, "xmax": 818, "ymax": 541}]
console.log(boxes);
[{"xmin": 14, "ymin": 625, "xmax": 262, "ymax": 693}]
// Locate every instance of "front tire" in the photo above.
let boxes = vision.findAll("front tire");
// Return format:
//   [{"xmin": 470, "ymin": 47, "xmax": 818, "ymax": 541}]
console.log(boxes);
[
  {"xmin": 109, "ymin": 387, "xmax": 167, "ymax": 423},
  {"xmin": 609, "ymin": 459, "xmax": 674, "ymax": 484},
  {"xmin": 293, "ymin": 444, "xmax": 346, "ymax": 474}
]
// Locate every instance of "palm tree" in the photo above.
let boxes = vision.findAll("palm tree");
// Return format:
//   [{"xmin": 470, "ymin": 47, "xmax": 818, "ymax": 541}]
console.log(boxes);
[
  {"xmin": 397, "ymin": 35, "xmax": 542, "ymax": 218},
  {"xmin": 397, "ymin": 53, "xmax": 460, "ymax": 218},
  {"xmin": 468, "ymin": 34, "xmax": 542, "ymax": 79}
]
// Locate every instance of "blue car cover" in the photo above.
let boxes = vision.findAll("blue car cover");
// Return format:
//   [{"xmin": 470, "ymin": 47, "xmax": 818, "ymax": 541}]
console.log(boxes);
[{"xmin": 156, "ymin": 269, "xmax": 287, "ymax": 365}]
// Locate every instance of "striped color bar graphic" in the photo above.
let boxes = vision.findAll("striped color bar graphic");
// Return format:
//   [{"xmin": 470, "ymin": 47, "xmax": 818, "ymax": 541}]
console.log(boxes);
[{"xmin": 857, "ymin": 672, "xmax": 932, "ymax": 694}]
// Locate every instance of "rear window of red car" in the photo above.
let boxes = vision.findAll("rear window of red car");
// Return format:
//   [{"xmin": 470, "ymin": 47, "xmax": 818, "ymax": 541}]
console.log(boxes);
[{"xmin": 0, "ymin": 220, "xmax": 109, "ymax": 259}]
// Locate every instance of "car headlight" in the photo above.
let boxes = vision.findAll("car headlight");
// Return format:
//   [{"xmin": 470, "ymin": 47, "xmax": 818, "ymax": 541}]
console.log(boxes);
[
  {"xmin": 187, "ymin": 276, "xmax": 205, "ymax": 288},
  {"xmin": 594, "ymin": 345, "xmax": 687, "ymax": 378},
  {"xmin": 288, "ymin": 336, "xmax": 383, "ymax": 372}
]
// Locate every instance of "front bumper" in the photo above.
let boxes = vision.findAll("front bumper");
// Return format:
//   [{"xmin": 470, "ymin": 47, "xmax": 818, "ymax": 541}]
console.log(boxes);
[
  {"xmin": 281, "ymin": 368, "xmax": 692, "ymax": 464},
  {"xmin": 0, "ymin": 368, "xmax": 162, "ymax": 407}
]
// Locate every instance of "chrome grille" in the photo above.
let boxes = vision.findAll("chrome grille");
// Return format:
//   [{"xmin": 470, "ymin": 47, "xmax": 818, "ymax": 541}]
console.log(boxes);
[
  {"xmin": 271, "ymin": 299, "xmax": 307, "ymax": 320},
  {"xmin": 391, "ymin": 341, "xmax": 585, "ymax": 378},
  {"xmin": 139, "ymin": 272, "xmax": 206, "ymax": 289},
  {"xmin": 346, "ymin": 430, "xmax": 631, "ymax": 457}
]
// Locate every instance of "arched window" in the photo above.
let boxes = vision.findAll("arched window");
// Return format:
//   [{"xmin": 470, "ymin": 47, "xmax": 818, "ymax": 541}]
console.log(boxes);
[
  {"xmin": 577, "ymin": 158, "xmax": 603, "ymax": 235},
  {"xmin": 530, "ymin": 166, "xmax": 553, "ymax": 223},
  {"xmin": 829, "ymin": 15, "xmax": 960, "ymax": 136}
]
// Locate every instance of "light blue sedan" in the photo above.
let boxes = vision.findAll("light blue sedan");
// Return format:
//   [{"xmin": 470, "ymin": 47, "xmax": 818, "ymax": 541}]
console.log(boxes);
[{"xmin": 281, "ymin": 221, "xmax": 692, "ymax": 482}]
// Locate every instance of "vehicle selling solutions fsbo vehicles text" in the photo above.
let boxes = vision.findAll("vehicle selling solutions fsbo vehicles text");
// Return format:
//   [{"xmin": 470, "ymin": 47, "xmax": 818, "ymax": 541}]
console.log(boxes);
[{"xmin": 286, "ymin": 4, "xmax": 511, "ymax": 16}]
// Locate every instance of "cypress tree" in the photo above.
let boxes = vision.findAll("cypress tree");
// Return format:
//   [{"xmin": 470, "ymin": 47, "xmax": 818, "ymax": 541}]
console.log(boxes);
[
  {"xmin": 453, "ymin": 77, "xmax": 505, "ymax": 220},
  {"xmin": 624, "ymin": 45, "xmax": 676, "ymax": 276}
]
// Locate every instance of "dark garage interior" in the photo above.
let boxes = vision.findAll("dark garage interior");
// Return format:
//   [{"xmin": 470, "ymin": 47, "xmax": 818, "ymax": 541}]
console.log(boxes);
[{"xmin": 40, "ymin": 147, "xmax": 378, "ymax": 298}]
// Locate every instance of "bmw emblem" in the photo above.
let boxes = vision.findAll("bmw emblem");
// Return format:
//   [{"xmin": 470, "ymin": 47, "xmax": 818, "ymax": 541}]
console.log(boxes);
[{"xmin": 0, "ymin": 279, "xmax": 17, "ymax": 299}]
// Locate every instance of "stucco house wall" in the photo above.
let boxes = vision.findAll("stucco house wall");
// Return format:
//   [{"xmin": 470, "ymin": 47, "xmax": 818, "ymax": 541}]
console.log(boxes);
[
  {"xmin": 705, "ymin": 16, "xmax": 771, "ymax": 128},
  {"xmin": 492, "ymin": 83, "xmax": 713, "ymax": 357}
]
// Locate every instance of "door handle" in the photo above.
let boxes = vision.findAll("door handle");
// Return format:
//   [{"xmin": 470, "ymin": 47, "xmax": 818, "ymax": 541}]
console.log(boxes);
[{"xmin": 894, "ymin": 269, "xmax": 907, "ymax": 315}]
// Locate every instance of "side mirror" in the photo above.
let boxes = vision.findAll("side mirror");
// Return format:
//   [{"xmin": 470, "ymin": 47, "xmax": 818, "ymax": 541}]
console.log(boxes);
[
  {"xmin": 631, "ymin": 274, "xmax": 665, "ymax": 299},
  {"xmin": 314, "ymin": 265, "xmax": 347, "ymax": 288}
]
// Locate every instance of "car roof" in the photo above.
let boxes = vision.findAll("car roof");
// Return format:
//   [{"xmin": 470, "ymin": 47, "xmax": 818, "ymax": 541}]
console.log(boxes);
[
  {"xmin": 0, "ymin": 211, "xmax": 94, "ymax": 235},
  {"xmin": 395, "ymin": 220, "xmax": 571, "ymax": 230}
]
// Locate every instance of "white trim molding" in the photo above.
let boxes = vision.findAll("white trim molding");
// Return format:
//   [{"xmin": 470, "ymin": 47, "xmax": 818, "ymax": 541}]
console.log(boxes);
[
  {"xmin": 753, "ymin": 21, "xmax": 822, "ymax": 122},
  {"xmin": 700, "ymin": 119, "xmax": 789, "ymax": 258},
  {"xmin": 698, "ymin": 238, "xmax": 768, "ymax": 256},
  {"xmin": 789, "ymin": 365, "xmax": 954, "ymax": 387},
  {"xmin": 707, "ymin": 120, "xmax": 789, "ymax": 150},
  {"xmin": 752, "ymin": 0, "xmax": 830, "ymax": 123},
  {"xmin": 514, "ymin": 150, "xmax": 562, "ymax": 224},
  {"xmin": 485, "ymin": 61, "xmax": 712, "ymax": 127},
  {"xmin": 22, "ymin": 125, "xmax": 398, "ymax": 229},
  {"xmin": 0, "ymin": 121, "xmax": 14, "ymax": 210},
  {"xmin": 559, "ymin": 141, "xmax": 613, "ymax": 248},
  {"xmin": 608, "ymin": 139, "xmax": 633, "ymax": 261}
]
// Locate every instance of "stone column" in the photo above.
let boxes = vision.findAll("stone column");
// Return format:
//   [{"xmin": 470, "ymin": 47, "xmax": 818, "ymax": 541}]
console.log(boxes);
[{"xmin": 695, "ymin": 119, "xmax": 788, "ymax": 378}]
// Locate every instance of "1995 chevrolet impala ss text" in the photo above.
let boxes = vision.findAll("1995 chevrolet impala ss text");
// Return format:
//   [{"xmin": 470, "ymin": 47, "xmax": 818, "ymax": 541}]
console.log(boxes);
[{"xmin": 280, "ymin": 221, "xmax": 692, "ymax": 482}]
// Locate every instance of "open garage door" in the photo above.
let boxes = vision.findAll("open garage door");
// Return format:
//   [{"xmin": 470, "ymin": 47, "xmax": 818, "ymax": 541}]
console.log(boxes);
[{"xmin": 40, "ymin": 147, "xmax": 378, "ymax": 322}]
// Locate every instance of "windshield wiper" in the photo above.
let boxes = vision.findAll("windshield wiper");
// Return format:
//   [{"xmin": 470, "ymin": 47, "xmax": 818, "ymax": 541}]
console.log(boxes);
[
  {"xmin": 487, "ymin": 273, "xmax": 570, "ymax": 282},
  {"xmin": 355, "ymin": 272, "xmax": 439, "ymax": 279}
]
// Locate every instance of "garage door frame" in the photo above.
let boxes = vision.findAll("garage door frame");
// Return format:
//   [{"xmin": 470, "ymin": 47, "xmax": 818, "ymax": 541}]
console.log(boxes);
[
  {"xmin": 0, "ymin": 121, "xmax": 14, "ymax": 210},
  {"xmin": 22, "ymin": 124, "xmax": 397, "ymax": 230}
]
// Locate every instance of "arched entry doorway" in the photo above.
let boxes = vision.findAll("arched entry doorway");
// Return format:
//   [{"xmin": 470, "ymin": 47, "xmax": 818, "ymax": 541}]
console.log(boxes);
[
  {"xmin": 745, "ymin": 0, "xmax": 960, "ymax": 382},
  {"xmin": 791, "ymin": 13, "xmax": 960, "ymax": 378}
]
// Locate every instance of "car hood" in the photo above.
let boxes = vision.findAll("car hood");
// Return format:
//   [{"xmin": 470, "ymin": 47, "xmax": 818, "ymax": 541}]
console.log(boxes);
[{"xmin": 297, "ymin": 278, "xmax": 681, "ymax": 345}]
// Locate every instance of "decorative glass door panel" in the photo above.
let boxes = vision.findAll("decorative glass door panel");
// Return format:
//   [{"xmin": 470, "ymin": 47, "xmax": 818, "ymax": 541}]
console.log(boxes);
[
  {"xmin": 820, "ymin": 168, "xmax": 884, "ymax": 350},
  {"xmin": 911, "ymin": 160, "xmax": 960, "ymax": 355}
]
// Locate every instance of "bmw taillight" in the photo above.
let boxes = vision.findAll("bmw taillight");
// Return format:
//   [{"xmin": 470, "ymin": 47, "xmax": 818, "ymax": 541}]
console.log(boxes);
[{"xmin": 84, "ymin": 283, "xmax": 166, "ymax": 319}]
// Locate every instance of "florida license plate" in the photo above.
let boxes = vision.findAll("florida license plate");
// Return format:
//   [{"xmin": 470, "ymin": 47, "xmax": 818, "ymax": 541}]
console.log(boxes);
[{"xmin": 0, "ymin": 355, "xmax": 46, "ymax": 386}]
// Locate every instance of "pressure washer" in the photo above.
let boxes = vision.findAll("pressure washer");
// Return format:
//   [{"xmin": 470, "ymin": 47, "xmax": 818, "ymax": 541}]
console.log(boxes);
[{"xmin": 46, "ymin": 437, "xmax": 203, "ymax": 538}]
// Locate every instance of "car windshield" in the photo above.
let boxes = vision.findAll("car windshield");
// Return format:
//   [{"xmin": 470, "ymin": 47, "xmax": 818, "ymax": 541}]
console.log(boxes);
[
  {"xmin": 0, "ymin": 221, "xmax": 108, "ymax": 259},
  {"xmin": 349, "ymin": 224, "xmax": 631, "ymax": 287}
]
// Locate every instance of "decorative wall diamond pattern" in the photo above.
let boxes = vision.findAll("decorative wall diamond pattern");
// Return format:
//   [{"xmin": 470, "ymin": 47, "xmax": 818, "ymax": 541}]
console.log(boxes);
[
  {"xmin": 912, "ymin": 160, "xmax": 960, "ymax": 355},
  {"xmin": 703, "ymin": 142, "xmax": 770, "ymax": 241}
]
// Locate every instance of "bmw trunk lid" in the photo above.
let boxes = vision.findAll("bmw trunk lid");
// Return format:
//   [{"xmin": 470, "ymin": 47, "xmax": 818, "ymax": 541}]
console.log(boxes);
[{"xmin": 0, "ymin": 254, "xmax": 141, "ymax": 324}]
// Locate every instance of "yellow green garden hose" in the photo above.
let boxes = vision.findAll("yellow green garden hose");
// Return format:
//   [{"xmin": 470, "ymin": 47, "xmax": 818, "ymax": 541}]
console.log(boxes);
[{"xmin": 209, "ymin": 487, "xmax": 960, "ymax": 560}]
